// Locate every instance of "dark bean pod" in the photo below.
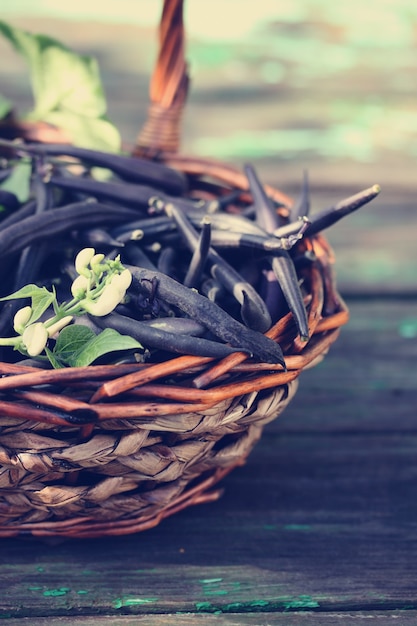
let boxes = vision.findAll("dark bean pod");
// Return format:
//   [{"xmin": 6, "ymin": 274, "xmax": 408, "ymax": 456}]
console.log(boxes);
[
  {"xmin": 165, "ymin": 202, "xmax": 272, "ymax": 332},
  {"xmin": 10, "ymin": 141, "xmax": 188, "ymax": 195},
  {"xmin": 93, "ymin": 312, "xmax": 248, "ymax": 359},
  {"xmin": 243, "ymin": 165, "xmax": 296, "ymax": 328},
  {"xmin": 270, "ymin": 252, "xmax": 309, "ymax": 341},
  {"xmin": 304, "ymin": 185, "xmax": 381, "ymax": 237},
  {"xmin": 122, "ymin": 242, "xmax": 158, "ymax": 271},
  {"xmin": 200, "ymin": 277, "xmax": 226, "ymax": 303},
  {"xmin": 0, "ymin": 188, "xmax": 20, "ymax": 211},
  {"xmin": 79, "ymin": 227, "xmax": 125, "ymax": 249},
  {"xmin": 290, "ymin": 170, "xmax": 310, "ymax": 222},
  {"xmin": 259, "ymin": 267, "xmax": 288, "ymax": 324},
  {"xmin": 0, "ymin": 140, "xmax": 380, "ymax": 370},
  {"xmin": 112, "ymin": 210, "xmax": 268, "ymax": 243},
  {"xmin": 190, "ymin": 211, "xmax": 266, "ymax": 236},
  {"xmin": 128, "ymin": 265, "xmax": 285, "ymax": 366},
  {"xmin": 0, "ymin": 201, "xmax": 138, "ymax": 259},
  {"xmin": 111, "ymin": 216, "xmax": 176, "ymax": 242},
  {"xmin": 13, "ymin": 159, "xmax": 53, "ymax": 290},
  {"xmin": 0, "ymin": 199, "xmax": 36, "ymax": 231},
  {"xmin": 183, "ymin": 218, "xmax": 211, "ymax": 288},
  {"xmin": 47, "ymin": 174, "xmax": 159, "ymax": 211},
  {"xmin": 208, "ymin": 229, "xmax": 291, "ymax": 252},
  {"xmin": 244, "ymin": 163, "xmax": 283, "ymax": 231},
  {"xmin": 141, "ymin": 317, "xmax": 207, "ymax": 336},
  {"xmin": 156, "ymin": 246, "xmax": 177, "ymax": 277}
]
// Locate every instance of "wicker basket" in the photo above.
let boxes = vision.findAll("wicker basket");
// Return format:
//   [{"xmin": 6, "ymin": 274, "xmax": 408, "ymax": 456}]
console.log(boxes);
[{"xmin": 0, "ymin": 0, "xmax": 348, "ymax": 538}]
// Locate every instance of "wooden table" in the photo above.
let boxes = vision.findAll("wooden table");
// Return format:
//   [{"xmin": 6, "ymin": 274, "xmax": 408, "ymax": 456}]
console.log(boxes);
[{"xmin": 1, "ymin": 12, "xmax": 417, "ymax": 625}]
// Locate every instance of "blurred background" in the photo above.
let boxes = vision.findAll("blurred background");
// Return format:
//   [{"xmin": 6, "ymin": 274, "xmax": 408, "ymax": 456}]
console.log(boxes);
[{"xmin": 1, "ymin": 0, "xmax": 416, "ymax": 293}]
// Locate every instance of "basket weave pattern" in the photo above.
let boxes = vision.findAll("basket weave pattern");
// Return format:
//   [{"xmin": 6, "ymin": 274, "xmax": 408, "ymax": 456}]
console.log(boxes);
[
  {"xmin": 0, "ymin": 379, "xmax": 298, "ymax": 537},
  {"xmin": 0, "ymin": 0, "xmax": 348, "ymax": 538}
]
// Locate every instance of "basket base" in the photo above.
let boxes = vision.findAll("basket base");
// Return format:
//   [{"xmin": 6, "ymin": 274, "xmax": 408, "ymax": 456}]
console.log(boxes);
[{"xmin": 0, "ymin": 381, "xmax": 298, "ymax": 538}]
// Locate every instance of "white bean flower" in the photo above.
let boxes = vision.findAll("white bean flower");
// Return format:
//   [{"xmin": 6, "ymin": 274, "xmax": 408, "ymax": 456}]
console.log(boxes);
[{"xmin": 22, "ymin": 323, "xmax": 49, "ymax": 357}]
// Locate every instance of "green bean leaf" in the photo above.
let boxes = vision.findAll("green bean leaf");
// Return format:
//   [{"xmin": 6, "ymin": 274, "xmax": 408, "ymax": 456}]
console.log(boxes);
[
  {"xmin": 0, "ymin": 21, "xmax": 121, "ymax": 152},
  {"xmin": 0, "ymin": 93, "xmax": 12, "ymax": 119},
  {"xmin": 44, "ymin": 346, "xmax": 65, "ymax": 369},
  {"xmin": 0, "ymin": 284, "xmax": 43, "ymax": 301},
  {"xmin": 43, "ymin": 110, "xmax": 121, "ymax": 154},
  {"xmin": 53, "ymin": 325, "xmax": 96, "ymax": 365},
  {"xmin": 0, "ymin": 161, "xmax": 32, "ymax": 202},
  {"xmin": 29, "ymin": 290, "xmax": 56, "ymax": 324},
  {"xmin": 0, "ymin": 284, "xmax": 56, "ymax": 323},
  {"xmin": 53, "ymin": 325, "xmax": 142, "ymax": 367}
]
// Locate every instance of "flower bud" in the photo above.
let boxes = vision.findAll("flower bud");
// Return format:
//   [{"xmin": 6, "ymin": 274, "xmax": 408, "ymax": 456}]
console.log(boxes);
[
  {"xmin": 91, "ymin": 253, "xmax": 105, "ymax": 266},
  {"xmin": 75, "ymin": 247, "xmax": 95, "ymax": 274},
  {"xmin": 71, "ymin": 275, "xmax": 90, "ymax": 299},
  {"xmin": 90, "ymin": 253, "xmax": 106, "ymax": 276},
  {"xmin": 13, "ymin": 306, "xmax": 32, "ymax": 334},
  {"xmin": 46, "ymin": 316, "xmax": 73, "ymax": 338},
  {"xmin": 22, "ymin": 323, "xmax": 48, "ymax": 357}
]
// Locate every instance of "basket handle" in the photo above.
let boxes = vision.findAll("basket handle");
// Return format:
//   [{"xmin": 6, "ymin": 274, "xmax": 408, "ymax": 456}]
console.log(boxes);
[{"xmin": 134, "ymin": 0, "xmax": 189, "ymax": 157}]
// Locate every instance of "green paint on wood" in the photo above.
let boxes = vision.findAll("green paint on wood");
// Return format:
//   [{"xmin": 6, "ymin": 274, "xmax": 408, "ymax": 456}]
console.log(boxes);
[
  {"xmin": 204, "ymin": 590, "xmax": 229, "ymax": 596},
  {"xmin": 196, "ymin": 600, "xmax": 270, "ymax": 613},
  {"xmin": 199, "ymin": 577, "xmax": 242, "ymax": 597},
  {"xmin": 195, "ymin": 595, "xmax": 319, "ymax": 613},
  {"xmin": 225, "ymin": 600, "xmax": 270, "ymax": 610},
  {"xmin": 195, "ymin": 601, "xmax": 214, "ymax": 611},
  {"xmin": 281, "ymin": 595, "xmax": 320, "ymax": 610},
  {"xmin": 43, "ymin": 587, "xmax": 71, "ymax": 597},
  {"xmin": 113, "ymin": 596, "xmax": 158, "ymax": 609},
  {"xmin": 199, "ymin": 578, "xmax": 223, "ymax": 584},
  {"xmin": 398, "ymin": 318, "xmax": 417, "ymax": 338}
]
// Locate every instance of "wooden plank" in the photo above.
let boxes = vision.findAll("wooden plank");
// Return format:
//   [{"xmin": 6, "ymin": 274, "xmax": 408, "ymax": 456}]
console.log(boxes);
[
  {"xmin": 1, "ymin": 299, "xmax": 416, "ymax": 618},
  {"xmin": 285, "ymin": 298, "xmax": 417, "ymax": 431},
  {"xmin": 6, "ymin": 612, "xmax": 417, "ymax": 626}
]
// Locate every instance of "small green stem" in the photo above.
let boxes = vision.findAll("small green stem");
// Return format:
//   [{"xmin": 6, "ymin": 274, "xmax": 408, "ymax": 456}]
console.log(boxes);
[{"xmin": 0, "ymin": 337, "xmax": 20, "ymax": 347}]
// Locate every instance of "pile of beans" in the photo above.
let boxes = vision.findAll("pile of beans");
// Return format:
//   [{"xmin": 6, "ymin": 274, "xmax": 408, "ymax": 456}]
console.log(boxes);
[{"xmin": 0, "ymin": 140, "xmax": 379, "ymax": 367}]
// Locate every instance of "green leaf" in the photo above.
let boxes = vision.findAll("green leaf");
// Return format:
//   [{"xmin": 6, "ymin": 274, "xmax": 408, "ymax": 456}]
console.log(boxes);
[
  {"xmin": 69, "ymin": 328, "xmax": 142, "ymax": 367},
  {"xmin": 0, "ymin": 284, "xmax": 52, "ymax": 302},
  {"xmin": 0, "ymin": 161, "xmax": 32, "ymax": 202},
  {"xmin": 43, "ymin": 110, "xmax": 121, "ymax": 153},
  {"xmin": 0, "ymin": 21, "xmax": 121, "ymax": 153},
  {"xmin": 0, "ymin": 284, "xmax": 55, "ymax": 324},
  {"xmin": 53, "ymin": 325, "xmax": 96, "ymax": 365},
  {"xmin": 0, "ymin": 93, "xmax": 12, "ymax": 119},
  {"xmin": 29, "ymin": 289, "xmax": 56, "ymax": 324},
  {"xmin": 45, "ymin": 346, "xmax": 64, "ymax": 369},
  {"xmin": 0, "ymin": 22, "xmax": 104, "ymax": 118}
]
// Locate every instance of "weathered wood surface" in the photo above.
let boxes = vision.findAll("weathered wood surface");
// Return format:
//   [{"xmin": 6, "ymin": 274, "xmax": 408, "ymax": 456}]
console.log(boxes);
[
  {"xmin": 0, "ymin": 11, "xmax": 417, "ymax": 625},
  {"xmin": 5, "ymin": 613, "xmax": 417, "ymax": 626}
]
